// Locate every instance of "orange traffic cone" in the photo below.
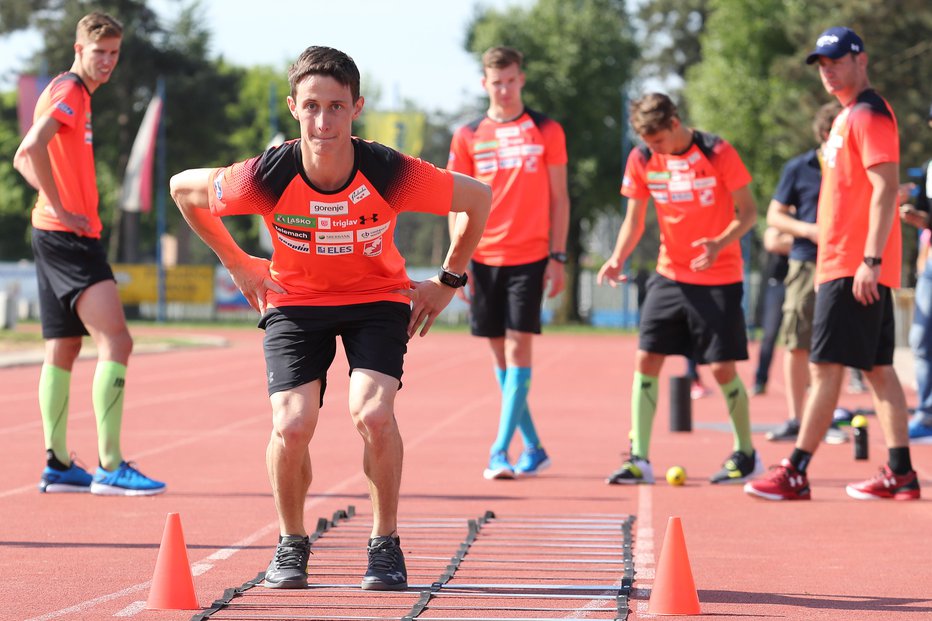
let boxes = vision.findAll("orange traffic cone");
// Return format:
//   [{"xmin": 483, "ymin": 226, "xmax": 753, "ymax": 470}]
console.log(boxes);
[
  {"xmin": 146, "ymin": 513, "xmax": 199, "ymax": 610},
  {"xmin": 648, "ymin": 516, "xmax": 700, "ymax": 615}
]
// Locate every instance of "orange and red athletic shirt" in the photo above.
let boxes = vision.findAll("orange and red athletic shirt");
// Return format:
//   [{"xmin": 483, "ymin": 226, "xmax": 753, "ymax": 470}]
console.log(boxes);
[
  {"xmin": 621, "ymin": 131, "xmax": 752, "ymax": 285},
  {"xmin": 30, "ymin": 72, "xmax": 102, "ymax": 237},
  {"xmin": 209, "ymin": 137, "xmax": 454, "ymax": 308},
  {"xmin": 447, "ymin": 108, "xmax": 567, "ymax": 266},
  {"xmin": 816, "ymin": 89, "xmax": 900, "ymax": 288}
]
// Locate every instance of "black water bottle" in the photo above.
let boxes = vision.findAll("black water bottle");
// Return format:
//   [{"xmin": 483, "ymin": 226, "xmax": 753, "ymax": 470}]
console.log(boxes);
[{"xmin": 852, "ymin": 414, "xmax": 868, "ymax": 460}]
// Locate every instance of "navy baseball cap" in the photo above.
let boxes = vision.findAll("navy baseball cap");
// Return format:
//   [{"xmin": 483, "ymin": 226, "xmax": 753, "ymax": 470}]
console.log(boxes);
[{"xmin": 805, "ymin": 27, "xmax": 865, "ymax": 64}]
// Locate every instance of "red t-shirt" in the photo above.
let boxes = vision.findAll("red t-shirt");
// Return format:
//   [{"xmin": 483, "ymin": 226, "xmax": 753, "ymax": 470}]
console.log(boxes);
[
  {"xmin": 621, "ymin": 131, "xmax": 752, "ymax": 285},
  {"xmin": 447, "ymin": 108, "xmax": 567, "ymax": 266},
  {"xmin": 816, "ymin": 89, "xmax": 900, "ymax": 287},
  {"xmin": 30, "ymin": 72, "xmax": 102, "ymax": 237},
  {"xmin": 209, "ymin": 138, "xmax": 454, "ymax": 307}
]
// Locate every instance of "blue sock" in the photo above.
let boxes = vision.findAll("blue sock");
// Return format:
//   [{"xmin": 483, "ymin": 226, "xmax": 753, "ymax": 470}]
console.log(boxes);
[{"xmin": 491, "ymin": 367, "xmax": 533, "ymax": 453}]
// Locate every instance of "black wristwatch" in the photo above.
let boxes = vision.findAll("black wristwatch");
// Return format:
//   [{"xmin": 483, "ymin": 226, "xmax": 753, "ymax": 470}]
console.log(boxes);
[
  {"xmin": 863, "ymin": 256, "xmax": 882, "ymax": 267},
  {"xmin": 549, "ymin": 251, "xmax": 568, "ymax": 264},
  {"xmin": 438, "ymin": 267, "xmax": 468, "ymax": 288}
]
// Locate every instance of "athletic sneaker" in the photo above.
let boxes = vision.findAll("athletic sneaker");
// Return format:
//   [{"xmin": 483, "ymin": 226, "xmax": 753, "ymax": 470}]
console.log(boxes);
[
  {"xmin": 845, "ymin": 465, "xmax": 921, "ymax": 500},
  {"xmin": 606, "ymin": 455, "xmax": 654, "ymax": 485},
  {"xmin": 38, "ymin": 459, "xmax": 92, "ymax": 493},
  {"xmin": 90, "ymin": 461, "xmax": 166, "ymax": 496},
  {"xmin": 766, "ymin": 419, "xmax": 800, "ymax": 442},
  {"xmin": 514, "ymin": 446, "xmax": 551, "ymax": 477},
  {"xmin": 690, "ymin": 380, "xmax": 711, "ymax": 400},
  {"xmin": 361, "ymin": 535, "xmax": 407, "ymax": 591},
  {"xmin": 743, "ymin": 458, "xmax": 811, "ymax": 500},
  {"xmin": 263, "ymin": 535, "xmax": 311, "ymax": 589},
  {"xmin": 483, "ymin": 451, "xmax": 515, "ymax": 480},
  {"xmin": 709, "ymin": 449, "xmax": 763, "ymax": 484},
  {"xmin": 823, "ymin": 423, "xmax": 849, "ymax": 445},
  {"xmin": 908, "ymin": 412, "xmax": 932, "ymax": 443}
]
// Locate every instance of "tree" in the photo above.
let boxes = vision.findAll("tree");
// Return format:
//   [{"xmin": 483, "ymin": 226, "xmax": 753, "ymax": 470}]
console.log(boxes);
[
  {"xmin": 686, "ymin": 0, "xmax": 932, "ymax": 214},
  {"xmin": 634, "ymin": 0, "xmax": 710, "ymax": 88},
  {"xmin": 466, "ymin": 0, "xmax": 638, "ymax": 322}
]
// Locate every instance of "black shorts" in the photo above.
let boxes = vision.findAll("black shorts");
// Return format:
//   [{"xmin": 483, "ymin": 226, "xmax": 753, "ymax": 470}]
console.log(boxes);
[
  {"xmin": 810, "ymin": 277, "xmax": 895, "ymax": 370},
  {"xmin": 259, "ymin": 301, "xmax": 411, "ymax": 404},
  {"xmin": 469, "ymin": 258, "xmax": 547, "ymax": 337},
  {"xmin": 31, "ymin": 228, "xmax": 115, "ymax": 339},
  {"xmin": 638, "ymin": 273, "xmax": 748, "ymax": 363}
]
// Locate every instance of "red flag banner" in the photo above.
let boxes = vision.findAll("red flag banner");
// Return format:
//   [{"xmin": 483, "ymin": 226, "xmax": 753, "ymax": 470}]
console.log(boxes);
[{"xmin": 121, "ymin": 93, "xmax": 163, "ymax": 213}]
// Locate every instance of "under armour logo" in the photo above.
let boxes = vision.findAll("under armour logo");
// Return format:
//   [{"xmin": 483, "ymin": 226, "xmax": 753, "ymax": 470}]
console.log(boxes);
[
  {"xmin": 268, "ymin": 371, "xmax": 274, "ymax": 384},
  {"xmin": 387, "ymin": 571, "xmax": 405, "ymax": 581}
]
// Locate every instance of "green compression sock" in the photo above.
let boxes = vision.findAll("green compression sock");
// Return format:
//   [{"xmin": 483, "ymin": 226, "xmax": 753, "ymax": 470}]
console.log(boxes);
[
  {"xmin": 720, "ymin": 375, "xmax": 753, "ymax": 455},
  {"xmin": 631, "ymin": 372, "xmax": 659, "ymax": 460},
  {"xmin": 39, "ymin": 364, "xmax": 72, "ymax": 466},
  {"xmin": 93, "ymin": 361, "xmax": 126, "ymax": 470}
]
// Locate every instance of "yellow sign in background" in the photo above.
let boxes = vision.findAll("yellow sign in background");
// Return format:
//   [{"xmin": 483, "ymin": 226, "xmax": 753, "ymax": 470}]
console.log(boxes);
[
  {"xmin": 362, "ymin": 111, "xmax": 426, "ymax": 156},
  {"xmin": 112, "ymin": 264, "xmax": 214, "ymax": 304}
]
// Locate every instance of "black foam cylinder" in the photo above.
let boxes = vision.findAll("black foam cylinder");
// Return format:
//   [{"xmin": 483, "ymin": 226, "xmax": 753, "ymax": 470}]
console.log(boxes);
[{"xmin": 670, "ymin": 375, "xmax": 692, "ymax": 432}]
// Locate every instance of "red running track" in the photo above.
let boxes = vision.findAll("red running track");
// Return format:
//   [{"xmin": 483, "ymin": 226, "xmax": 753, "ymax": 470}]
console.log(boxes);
[{"xmin": 0, "ymin": 325, "xmax": 929, "ymax": 620}]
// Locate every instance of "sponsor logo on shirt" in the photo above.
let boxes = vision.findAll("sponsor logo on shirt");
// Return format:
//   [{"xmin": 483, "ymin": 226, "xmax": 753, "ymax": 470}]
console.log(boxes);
[
  {"xmin": 500, "ymin": 157, "xmax": 522, "ymax": 170},
  {"xmin": 349, "ymin": 184, "xmax": 370, "ymax": 204},
  {"xmin": 84, "ymin": 131, "xmax": 93, "ymax": 144},
  {"xmin": 363, "ymin": 237, "xmax": 383, "ymax": 257},
  {"xmin": 692, "ymin": 177, "xmax": 717, "ymax": 189},
  {"xmin": 273, "ymin": 223, "xmax": 310, "ymax": 240},
  {"xmin": 477, "ymin": 160, "xmax": 498, "ymax": 175},
  {"xmin": 670, "ymin": 191, "xmax": 694, "ymax": 202},
  {"xmin": 669, "ymin": 180, "xmax": 692, "ymax": 193},
  {"xmin": 316, "ymin": 244, "xmax": 354, "ymax": 255},
  {"xmin": 623, "ymin": 176, "xmax": 635, "ymax": 188},
  {"xmin": 315, "ymin": 231, "xmax": 353, "ymax": 243},
  {"xmin": 647, "ymin": 183, "xmax": 667, "ymax": 191},
  {"xmin": 317, "ymin": 217, "xmax": 330, "ymax": 229},
  {"xmin": 474, "ymin": 151, "xmax": 496, "ymax": 161},
  {"xmin": 213, "ymin": 176, "xmax": 223, "ymax": 200},
  {"xmin": 651, "ymin": 191, "xmax": 669, "ymax": 203},
  {"xmin": 699, "ymin": 188, "xmax": 715, "ymax": 206},
  {"xmin": 278, "ymin": 233, "xmax": 310, "ymax": 253},
  {"xmin": 687, "ymin": 152, "xmax": 701, "ymax": 164},
  {"xmin": 357, "ymin": 222, "xmax": 390, "ymax": 242},
  {"xmin": 55, "ymin": 102, "xmax": 74, "ymax": 116},
  {"xmin": 310, "ymin": 201, "xmax": 349, "ymax": 215},
  {"xmin": 522, "ymin": 144, "xmax": 544, "ymax": 156},
  {"xmin": 495, "ymin": 126, "xmax": 521, "ymax": 138},
  {"xmin": 647, "ymin": 171, "xmax": 671, "ymax": 181},
  {"xmin": 498, "ymin": 146, "xmax": 522, "ymax": 158},
  {"xmin": 475, "ymin": 140, "xmax": 498, "ymax": 151},
  {"xmin": 520, "ymin": 120, "xmax": 535, "ymax": 130},
  {"xmin": 275, "ymin": 214, "xmax": 316, "ymax": 228},
  {"xmin": 666, "ymin": 159, "xmax": 689, "ymax": 171}
]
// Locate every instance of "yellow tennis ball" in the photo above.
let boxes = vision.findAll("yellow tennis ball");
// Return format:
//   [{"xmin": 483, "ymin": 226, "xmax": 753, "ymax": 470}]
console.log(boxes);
[
  {"xmin": 851, "ymin": 414, "xmax": 868, "ymax": 428},
  {"xmin": 666, "ymin": 466, "xmax": 687, "ymax": 486}
]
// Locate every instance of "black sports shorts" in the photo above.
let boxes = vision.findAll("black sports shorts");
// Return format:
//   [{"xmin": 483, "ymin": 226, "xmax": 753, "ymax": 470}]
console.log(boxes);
[
  {"xmin": 31, "ymin": 228, "xmax": 115, "ymax": 339},
  {"xmin": 810, "ymin": 277, "xmax": 894, "ymax": 370},
  {"xmin": 259, "ymin": 301, "xmax": 411, "ymax": 405},
  {"xmin": 469, "ymin": 258, "xmax": 548, "ymax": 337},
  {"xmin": 638, "ymin": 273, "xmax": 748, "ymax": 363}
]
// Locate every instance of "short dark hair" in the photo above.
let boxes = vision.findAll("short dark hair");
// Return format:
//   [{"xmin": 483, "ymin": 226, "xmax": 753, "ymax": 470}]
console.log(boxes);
[
  {"xmin": 481, "ymin": 46, "xmax": 523, "ymax": 72},
  {"xmin": 629, "ymin": 93, "xmax": 679, "ymax": 136},
  {"xmin": 813, "ymin": 101, "xmax": 842, "ymax": 143},
  {"xmin": 76, "ymin": 12, "xmax": 122, "ymax": 43},
  {"xmin": 288, "ymin": 46, "xmax": 360, "ymax": 101}
]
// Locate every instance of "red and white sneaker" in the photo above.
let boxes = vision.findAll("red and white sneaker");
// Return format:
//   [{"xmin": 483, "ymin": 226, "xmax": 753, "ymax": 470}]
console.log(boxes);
[
  {"xmin": 845, "ymin": 465, "xmax": 921, "ymax": 500},
  {"xmin": 743, "ymin": 458, "xmax": 811, "ymax": 500}
]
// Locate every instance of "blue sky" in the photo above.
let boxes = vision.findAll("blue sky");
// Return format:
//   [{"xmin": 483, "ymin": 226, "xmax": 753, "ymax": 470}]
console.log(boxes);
[{"xmin": 0, "ymin": 0, "xmax": 533, "ymax": 114}]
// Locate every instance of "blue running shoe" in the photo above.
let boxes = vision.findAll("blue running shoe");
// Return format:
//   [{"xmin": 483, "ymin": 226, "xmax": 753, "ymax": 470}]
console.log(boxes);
[
  {"xmin": 39, "ymin": 460, "xmax": 92, "ymax": 493},
  {"xmin": 91, "ymin": 461, "xmax": 166, "ymax": 496},
  {"xmin": 483, "ymin": 451, "xmax": 514, "ymax": 480},
  {"xmin": 514, "ymin": 446, "xmax": 551, "ymax": 477},
  {"xmin": 908, "ymin": 412, "xmax": 932, "ymax": 443}
]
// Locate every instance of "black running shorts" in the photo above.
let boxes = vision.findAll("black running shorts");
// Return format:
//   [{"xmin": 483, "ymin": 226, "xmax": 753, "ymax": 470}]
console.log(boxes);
[
  {"xmin": 259, "ymin": 302, "xmax": 411, "ymax": 404},
  {"xmin": 638, "ymin": 273, "xmax": 748, "ymax": 363},
  {"xmin": 469, "ymin": 258, "xmax": 548, "ymax": 337},
  {"xmin": 810, "ymin": 277, "xmax": 894, "ymax": 370},
  {"xmin": 31, "ymin": 228, "xmax": 115, "ymax": 339}
]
